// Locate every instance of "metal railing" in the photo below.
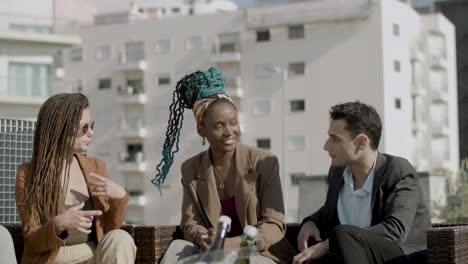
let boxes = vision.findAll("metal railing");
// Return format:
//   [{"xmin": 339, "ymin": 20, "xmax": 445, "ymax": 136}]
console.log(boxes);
[
  {"xmin": 0, "ymin": 76, "xmax": 74, "ymax": 97},
  {"xmin": 0, "ymin": 12, "xmax": 90, "ymax": 35}
]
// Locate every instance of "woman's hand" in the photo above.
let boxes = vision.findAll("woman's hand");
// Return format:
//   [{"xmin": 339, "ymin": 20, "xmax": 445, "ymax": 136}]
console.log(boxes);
[
  {"xmin": 88, "ymin": 172, "xmax": 126, "ymax": 200},
  {"xmin": 54, "ymin": 202, "xmax": 102, "ymax": 235},
  {"xmin": 199, "ymin": 228, "xmax": 216, "ymax": 252}
]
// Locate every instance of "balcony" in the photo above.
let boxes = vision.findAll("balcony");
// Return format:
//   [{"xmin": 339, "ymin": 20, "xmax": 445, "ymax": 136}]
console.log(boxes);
[
  {"xmin": 116, "ymin": 60, "xmax": 147, "ymax": 71},
  {"xmin": 225, "ymin": 87, "xmax": 243, "ymax": 97},
  {"xmin": 117, "ymin": 94, "xmax": 147, "ymax": 104},
  {"xmin": 412, "ymin": 85, "xmax": 427, "ymax": 97},
  {"xmin": 128, "ymin": 195, "xmax": 146, "ymax": 207},
  {"xmin": 431, "ymin": 159, "xmax": 451, "ymax": 171},
  {"xmin": 117, "ymin": 45, "xmax": 147, "ymax": 71},
  {"xmin": 211, "ymin": 52, "xmax": 241, "ymax": 63},
  {"xmin": 224, "ymin": 76, "xmax": 243, "ymax": 97},
  {"xmin": 117, "ymin": 81, "xmax": 146, "ymax": 104},
  {"xmin": 410, "ymin": 48, "xmax": 425, "ymax": 62},
  {"xmin": 431, "ymin": 125, "xmax": 450, "ymax": 138},
  {"xmin": 117, "ymin": 119, "xmax": 146, "ymax": 138},
  {"xmin": 429, "ymin": 56, "xmax": 447, "ymax": 70},
  {"xmin": 0, "ymin": 76, "xmax": 73, "ymax": 105},
  {"xmin": 430, "ymin": 89, "xmax": 448, "ymax": 104},
  {"xmin": 0, "ymin": 14, "xmax": 82, "ymax": 46},
  {"xmin": 412, "ymin": 121, "xmax": 428, "ymax": 134},
  {"xmin": 245, "ymin": 1, "xmax": 372, "ymax": 29},
  {"xmin": 117, "ymin": 151, "xmax": 146, "ymax": 172},
  {"xmin": 413, "ymin": 157, "xmax": 429, "ymax": 172}
]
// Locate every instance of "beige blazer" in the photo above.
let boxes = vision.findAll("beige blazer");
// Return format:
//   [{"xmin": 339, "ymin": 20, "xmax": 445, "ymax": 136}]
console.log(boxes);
[
  {"xmin": 15, "ymin": 154, "xmax": 129, "ymax": 264},
  {"xmin": 180, "ymin": 144, "xmax": 297, "ymax": 263}
]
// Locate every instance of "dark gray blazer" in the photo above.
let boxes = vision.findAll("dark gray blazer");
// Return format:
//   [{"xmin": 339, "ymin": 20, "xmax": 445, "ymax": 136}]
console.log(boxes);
[{"xmin": 303, "ymin": 152, "xmax": 432, "ymax": 255}]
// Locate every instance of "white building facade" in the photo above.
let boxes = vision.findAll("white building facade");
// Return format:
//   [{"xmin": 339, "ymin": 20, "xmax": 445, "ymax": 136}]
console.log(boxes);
[
  {"xmin": 0, "ymin": 0, "xmax": 93, "ymax": 120},
  {"xmin": 63, "ymin": 0, "xmax": 458, "ymax": 224}
]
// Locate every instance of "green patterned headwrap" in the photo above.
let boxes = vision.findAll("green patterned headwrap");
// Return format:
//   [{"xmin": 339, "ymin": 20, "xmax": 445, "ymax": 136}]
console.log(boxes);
[{"xmin": 151, "ymin": 67, "xmax": 226, "ymax": 195}]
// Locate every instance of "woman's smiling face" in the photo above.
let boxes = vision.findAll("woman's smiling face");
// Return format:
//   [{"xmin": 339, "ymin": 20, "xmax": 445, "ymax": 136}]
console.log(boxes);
[{"xmin": 198, "ymin": 101, "xmax": 240, "ymax": 154}]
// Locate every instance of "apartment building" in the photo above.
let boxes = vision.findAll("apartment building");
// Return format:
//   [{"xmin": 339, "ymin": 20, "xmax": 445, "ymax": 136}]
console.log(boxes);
[
  {"xmin": 63, "ymin": 0, "xmax": 458, "ymax": 224},
  {"xmin": 0, "ymin": 0, "xmax": 94, "ymax": 120},
  {"xmin": 433, "ymin": 0, "xmax": 468, "ymax": 162}
]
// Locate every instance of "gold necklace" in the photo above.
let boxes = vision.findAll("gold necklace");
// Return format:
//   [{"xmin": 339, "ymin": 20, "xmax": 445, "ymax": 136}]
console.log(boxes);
[{"xmin": 213, "ymin": 166, "xmax": 225, "ymax": 189}]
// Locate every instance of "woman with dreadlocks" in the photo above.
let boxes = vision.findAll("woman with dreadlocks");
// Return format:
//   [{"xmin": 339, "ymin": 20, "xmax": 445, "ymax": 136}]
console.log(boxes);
[
  {"xmin": 15, "ymin": 93, "xmax": 136, "ymax": 264},
  {"xmin": 153, "ymin": 68, "xmax": 297, "ymax": 264}
]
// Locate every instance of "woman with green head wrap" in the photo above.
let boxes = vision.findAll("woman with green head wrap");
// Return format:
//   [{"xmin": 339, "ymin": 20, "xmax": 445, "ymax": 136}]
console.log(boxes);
[{"xmin": 155, "ymin": 68, "xmax": 297, "ymax": 264}]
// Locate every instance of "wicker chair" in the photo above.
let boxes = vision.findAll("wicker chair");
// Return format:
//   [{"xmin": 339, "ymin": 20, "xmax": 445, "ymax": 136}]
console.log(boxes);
[{"xmin": 4, "ymin": 223, "xmax": 468, "ymax": 264}]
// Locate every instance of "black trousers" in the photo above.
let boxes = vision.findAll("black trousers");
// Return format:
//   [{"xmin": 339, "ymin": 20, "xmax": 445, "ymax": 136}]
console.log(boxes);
[{"xmin": 317, "ymin": 225, "xmax": 424, "ymax": 264}]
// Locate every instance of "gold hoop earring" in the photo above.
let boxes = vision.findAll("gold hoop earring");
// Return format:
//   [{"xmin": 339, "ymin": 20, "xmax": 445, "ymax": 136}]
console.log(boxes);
[{"xmin": 202, "ymin": 137, "xmax": 206, "ymax": 146}]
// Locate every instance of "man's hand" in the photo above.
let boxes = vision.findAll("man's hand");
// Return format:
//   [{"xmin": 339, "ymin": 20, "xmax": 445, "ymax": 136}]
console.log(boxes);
[
  {"xmin": 297, "ymin": 221, "xmax": 322, "ymax": 251},
  {"xmin": 293, "ymin": 240, "xmax": 329, "ymax": 264}
]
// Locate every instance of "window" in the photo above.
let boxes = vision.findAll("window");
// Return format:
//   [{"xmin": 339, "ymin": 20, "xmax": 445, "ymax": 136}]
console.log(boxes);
[
  {"xmin": 392, "ymin": 23, "xmax": 399, "ymax": 36},
  {"xmin": 8, "ymin": 62, "xmax": 51, "ymax": 97},
  {"xmin": 288, "ymin": 135, "xmax": 306, "ymax": 151},
  {"xmin": 257, "ymin": 138, "xmax": 271, "ymax": 149},
  {"xmin": 70, "ymin": 48, "xmax": 82, "ymax": 62},
  {"xmin": 220, "ymin": 43, "xmax": 237, "ymax": 53},
  {"xmin": 158, "ymin": 75, "xmax": 171, "ymax": 85},
  {"xmin": 95, "ymin": 45, "xmax": 110, "ymax": 60},
  {"xmin": 155, "ymin": 39, "xmax": 171, "ymax": 54},
  {"xmin": 98, "ymin": 78, "xmax": 111, "ymax": 89},
  {"xmin": 288, "ymin": 25, "xmax": 304, "ymax": 39},
  {"xmin": 172, "ymin": 7, "xmax": 181, "ymax": 13},
  {"xmin": 429, "ymin": 69, "xmax": 447, "ymax": 93},
  {"xmin": 126, "ymin": 78, "xmax": 144, "ymax": 95},
  {"xmin": 395, "ymin": 98, "xmax": 401, "ymax": 109},
  {"xmin": 256, "ymin": 30, "xmax": 270, "ymax": 42},
  {"xmin": 288, "ymin": 62, "xmax": 305, "ymax": 76},
  {"xmin": 253, "ymin": 100, "xmax": 271, "ymax": 116},
  {"xmin": 9, "ymin": 23, "xmax": 51, "ymax": 33},
  {"xmin": 290, "ymin": 100, "xmax": 305, "ymax": 112},
  {"xmin": 393, "ymin": 60, "xmax": 401, "ymax": 72},
  {"xmin": 186, "ymin": 36, "xmax": 203, "ymax": 51},
  {"xmin": 218, "ymin": 32, "xmax": 240, "ymax": 53},
  {"xmin": 125, "ymin": 42, "xmax": 145, "ymax": 63},
  {"xmin": 428, "ymin": 33, "xmax": 446, "ymax": 58},
  {"xmin": 124, "ymin": 143, "xmax": 144, "ymax": 162}
]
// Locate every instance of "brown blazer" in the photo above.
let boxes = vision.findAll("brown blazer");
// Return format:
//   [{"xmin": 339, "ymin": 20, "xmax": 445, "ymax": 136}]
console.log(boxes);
[
  {"xmin": 180, "ymin": 144, "xmax": 297, "ymax": 263},
  {"xmin": 15, "ymin": 154, "xmax": 129, "ymax": 264}
]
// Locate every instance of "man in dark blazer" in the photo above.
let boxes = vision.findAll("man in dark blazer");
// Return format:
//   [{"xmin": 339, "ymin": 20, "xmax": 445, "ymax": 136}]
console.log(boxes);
[{"xmin": 293, "ymin": 101, "xmax": 431, "ymax": 264}]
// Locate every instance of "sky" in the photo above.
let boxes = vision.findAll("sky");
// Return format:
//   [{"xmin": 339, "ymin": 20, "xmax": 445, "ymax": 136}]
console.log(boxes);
[{"xmin": 96, "ymin": 0, "xmax": 287, "ymax": 13}]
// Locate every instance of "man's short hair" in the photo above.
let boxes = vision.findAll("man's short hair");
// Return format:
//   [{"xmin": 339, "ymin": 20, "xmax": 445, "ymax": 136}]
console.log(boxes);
[{"xmin": 329, "ymin": 101, "xmax": 382, "ymax": 150}]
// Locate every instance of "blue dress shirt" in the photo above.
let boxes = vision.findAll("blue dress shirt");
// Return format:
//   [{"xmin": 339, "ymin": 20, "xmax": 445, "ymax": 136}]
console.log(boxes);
[{"xmin": 337, "ymin": 162, "xmax": 376, "ymax": 228}]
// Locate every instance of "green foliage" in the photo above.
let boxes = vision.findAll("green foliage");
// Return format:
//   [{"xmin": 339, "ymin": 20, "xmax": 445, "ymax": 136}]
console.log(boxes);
[{"xmin": 434, "ymin": 158, "xmax": 468, "ymax": 223}]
